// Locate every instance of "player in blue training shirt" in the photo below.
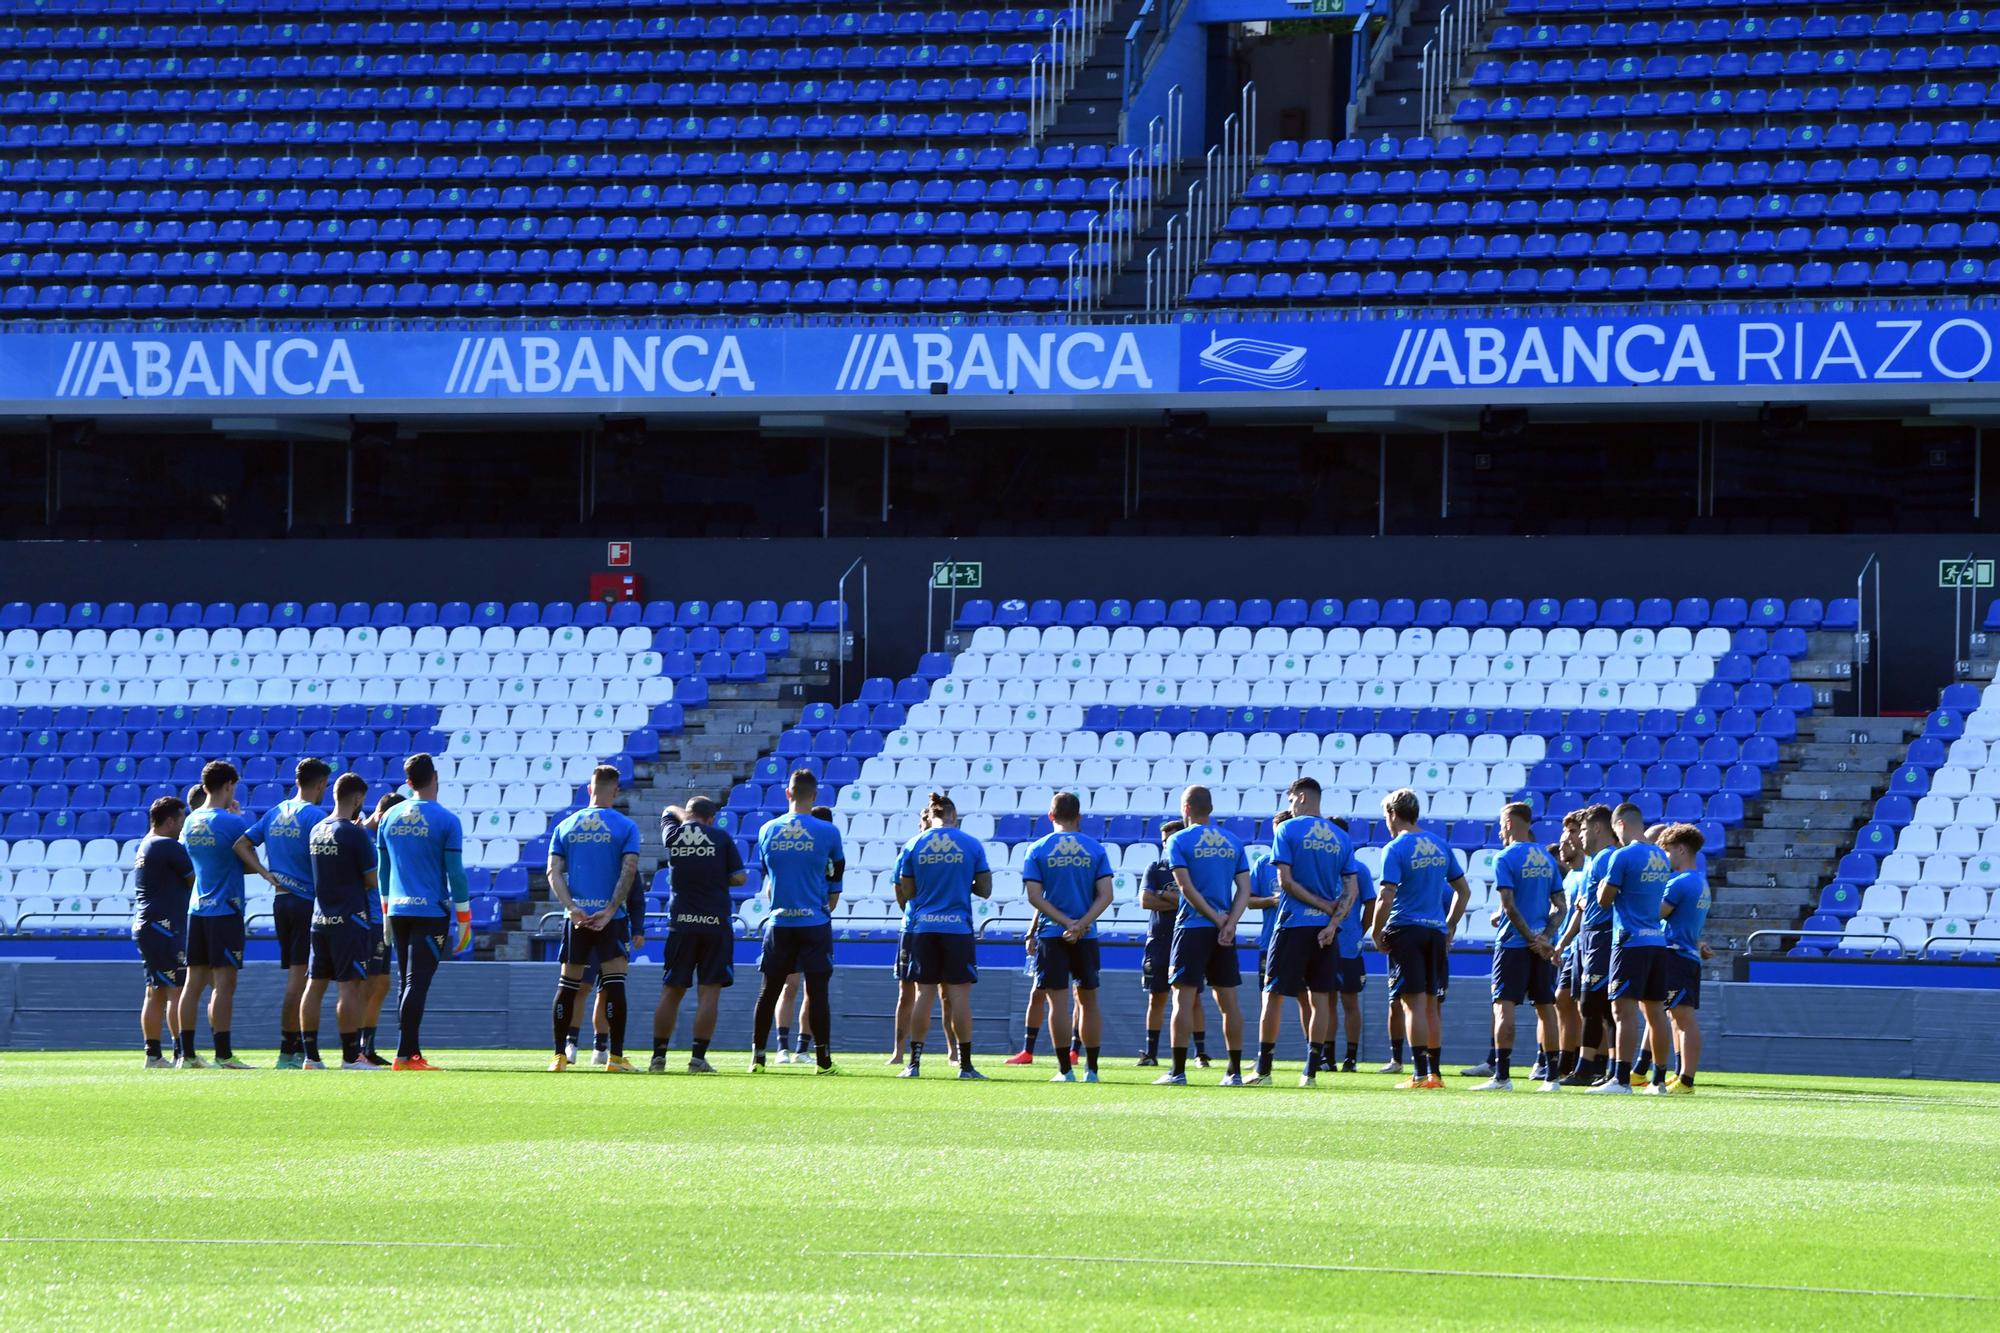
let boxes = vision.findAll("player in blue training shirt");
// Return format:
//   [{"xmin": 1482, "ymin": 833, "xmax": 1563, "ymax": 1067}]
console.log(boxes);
[
  {"xmin": 1160, "ymin": 785, "xmax": 1252, "ymax": 1087},
  {"xmin": 650, "ymin": 795, "xmax": 747, "ymax": 1074},
  {"xmin": 300, "ymin": 772, "xmax": 381, "ymax": 1071},
  {"xmin": 1472, "ymin": 803, "xmax": 1563, "ymax": 1093},
  {"xmin": 377, "ymin": 752, "xmax": 471, "ymax": 1071},
  {"xmin": 131, "ymin": 795, "xmax": 195, "ymax": 1068},
  {"xmin": 1253, "ymin": 779, "xmax": 1360, "ymax": 1088},
  {"xmin": 1372, "ymin": 787, "xmax": 1471, "ymax": 1091},
  {"xmin": 1244, "ymin": 828, "xmax": 1290, "ymax": 1069},
  {"xmin": 893, "ymin": 790, "xmax": 993, "ymax": 1080},
  {"xmin": 1134, "ymin": 819, "xmax": 1208, "ymax": 1067},
  {"xmin": 1658, "ymin": 822, "xmax": 1711, "ymax": 1094},
  {"xmin": 1328, "ymin": 818, "xmax": 1377, "ymax": 1073},
  {"xmin": 751, "ymin": 768, "xmax": 846, "ymax": 1073},
  {"xmin": 1021, "ymin": 791, "xmax": 1115, "ymax": 1083},
  {"xmin": 353, "ymin": 791, "xmax": 404, "ymax": 1066},
  {"xmin": 547, "ymin": 764, "xmax": 645, "ymax": 1073},
  {"xmin": 1589, "ymin": 803, "xmax": 1675, "ymax": 1093},
  {"xmin": 247, "ymin": 756, "xmax": 331, "ymax": 1070},
  {"xmin": 1556, "ymin": 803, "xmax": 1620, "ymax": 1086},
  {"xmin": 178, "ymin": 760, "xmax": 281, "ymax": 1069},
  {"xmin": 1546, "ymin": 811, "xmax": 1588, "ymax": 1086}
]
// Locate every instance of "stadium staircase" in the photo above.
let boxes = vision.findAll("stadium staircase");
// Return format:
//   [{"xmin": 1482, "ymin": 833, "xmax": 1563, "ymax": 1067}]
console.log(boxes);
[
  {"xmin": 1355, "ymin": 0, "xmax": 1453, "ymax": 135},
  {"xmin": 1723, "ymin": 710, "xmax": 1921, "ymax": 974}
]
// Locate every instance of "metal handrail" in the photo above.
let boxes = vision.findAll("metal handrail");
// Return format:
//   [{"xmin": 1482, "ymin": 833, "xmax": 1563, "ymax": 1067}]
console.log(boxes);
[
  {"xmin": 835, "ymin": 556, "xmax": 865, "ymax": 701},
  {"xmin": 1745, "ymin": 927, "xmax": 1905, "ymax": 953},
  {"xmin": 1419, "ymin": 0, "xmax": 1497, "ymax": 133},
  {"xmin": 1855, "ymin": 552, "xmax": 1881, "ymax": 717},
  {"xmin": 1144, "ymin": 82, "xmax": 1254, "ymax": 315}
]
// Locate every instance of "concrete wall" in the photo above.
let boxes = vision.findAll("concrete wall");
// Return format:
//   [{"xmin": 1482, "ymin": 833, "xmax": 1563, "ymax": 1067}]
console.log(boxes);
[{"xmin": 8, "ymin": 960, "xmax": 1999, "ymax": 1080}]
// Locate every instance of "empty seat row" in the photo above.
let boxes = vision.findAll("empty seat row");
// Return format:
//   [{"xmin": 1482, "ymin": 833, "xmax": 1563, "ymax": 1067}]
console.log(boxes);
[
  {"xmin": 964, "ymin": 622, "xmax": 1731, "ymax": 655},
  {"xmin": 1472, "ymin": 47, "xmax": 2000, "ymax": 89},
  {"xmin": 1456, "ymin": 82, "xmax": 1999, "ymax": 122},
  {"xmin": 951, "ymin": 595, "xmax": 1851, "ymax": 631},
  {"xmin": 1226, "ymin": 188, "xmax": 2000, "ymax": 232},
  {"xmin": 1210, "ymin": 223, "xmax": 2000, "ymax": 269},
  {"xmin": 0, "ymin": 597, "xmax": 843, "ymax": 630},
  {"xmin": 0, "ymin": 11, "xmax": 1062, "ymax": 50},
  {"xmin": 1189, "ymin": 257, "xmax": 1994, "ymax": 302},
  {"xmin": 1267, "ymin": 120, "xmax": 2000, "ymax": 165},
  {"xmin": 1245, "ymin": 155, "xmax": 2000, "ymax": 203},
  {"xmin": 1492, "ymin": 12, "xmax": 2000, "ymax": 49}
]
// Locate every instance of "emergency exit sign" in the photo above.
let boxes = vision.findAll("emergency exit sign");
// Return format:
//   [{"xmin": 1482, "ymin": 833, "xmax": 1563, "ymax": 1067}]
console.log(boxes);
[
  {"xmin": 932, "ymin": 561, "xmax": 984, "ymax": 589},
  {"xmin": 1940, "ymin": 558, "xmax": 1994, "ymax": 588}
]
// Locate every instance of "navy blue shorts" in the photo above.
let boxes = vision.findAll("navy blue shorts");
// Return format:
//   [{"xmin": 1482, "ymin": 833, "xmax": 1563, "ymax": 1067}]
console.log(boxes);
[
  {"xmin": 1492, "ymin": 947, "xmax": 1557, "ymax": 1006},
  {"xmin": 1610, "ymin": 942, "xmax": 1670, "ymax": 1003},
  {"xmin": 559, "ymin": 915, "xmax": 632, "ymax": 969},
  {"xmin": 760, "ymin": 922, "xmax": 834, "ymax": 980},
  {"xmin": 662, "ymin": 927, "xmax": 734, "ymax": 989},
  {"xmin": 893, "ymin": 931, "xmax": 913, "ymax": 982},
  {"xmin": 905, "ymin": 931, "xmax": 977, "ymax": 985},
  {"xmin": 186, "ymin": 913, "xmax": 245, "ymax": 970},
  {"xmin": 1140, "ymin": 930, "xmax": 1176, "ymax": 993},
  {"xmin": 274, "ymin": 893, "xmax": 314, "ymax": 969},
  {"xmin": 1581, "ymin": 928, "xmax": 1614, "ymax": 995},
  {"xmin": 1169, "ymin": 925, "xmax": 1241, "ymax": 989},
  {"xmin": 134, "ymin": 919, "xmax": 186, "ymax": 989},
  {"xmin": 309, "ymin": 918, "xmax": 373, "ymax": 983},
  {"xmin": 364, "ymin": 918, "xmax": 392, "ymax": 978},
  {"xmin": 1384, "ymin": 925, "xmax": 1448, "ymax": 1001},
  {"xmin": 1331, "ymin": 954, "xmax": 1366, "ymax": 995},
  {"xmin": 1263, "ymin": 926, "xmax": 1339, "ymax": 997},
  {"xmin": 1556, "ymin": 943, "xmax": 1580, "ymax": 996},
  {"xmin": 1665, "ymin": 952, "xmax": 1702, "ymax": 1010},
  {"xmin": 1031, "ymin": 936, "xmax": 1100, "ymax": 991}
]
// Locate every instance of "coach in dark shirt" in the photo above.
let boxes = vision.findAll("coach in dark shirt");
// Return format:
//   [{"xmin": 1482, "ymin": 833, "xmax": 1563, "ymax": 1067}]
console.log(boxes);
[{"xmin": 649, "ymin": 797, "xmax": 747, "ymax": 1073}]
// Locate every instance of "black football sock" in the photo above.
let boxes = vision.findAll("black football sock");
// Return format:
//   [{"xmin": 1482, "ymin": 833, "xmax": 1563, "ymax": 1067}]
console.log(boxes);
[
  {"xmin": 1304, "ymin": 1044, "xmax": 1322, "ymax": 1076},
  {"xmin": 1391, "ymin": 1036, "xmax": 1407, "ymax": 1063},
  {"xmin": 1193, "ymin": 1032, "xmax": 1209, "ymax": 1060},
  {"xmin": 593, "ymin": 1032, "xmax": 610, "ymax": 1056},
  {"xmin": 1227, "ymin": 1049, "xmax": 1242, "ymax": 1077},
  {"xmin": 1613, "ymin": 1059, "xmax": 1632, "ymax": 1086},
  {"xmin": 654, "ymin": 1037, "xmax": 671, "ymax": 1059},
  {"xmin": 145, "ymin": 1038, "xmax": 162, "ymax": 1060},
  {"xmin": 1171, "ymin": 1046, "xmax": 1187, "ymax": 1077},
  {"xmin": 360, "ymin": 1026, "xmax": 377, "ymax": 1056},
  {"xmin": 1428, "ymin": 1047, "xmax": 1441, "ymax": 1077},
  {"xmin": 1023, "ymin": 1025, "xmax": 1039, "ymax": 1055},
  {"xmin": 1257, "ymin": 1041, "xmax": 1275, "ymax": 1076},
  {"xmin": 1497, "ymin": 1050, "xmax": 1512, "ymax": 1081},
  {"xmin": 805, "ymin": 982, "xmax": 832, "ymax": 1069},
  {"xmin": 1319, "ymin": 1040, "xmax": 1339, "ymax": 1071},
  {"xmin": 340, "ymin": 1031, "xmax": 361, "ymax": 1065},
  {"xmin": 1632, "ymin": 1049, "xmax": 1652, "ymax": 1077},
  {"xmin": 302, "ymin": 1031, "xmax": 321, "ymax": 1063},
  {"xmin": 552, "ymin": 978, "xmax": 582, "ymax": 1057},
  {"xmin": 1143, "ymin": 1027, "xmax": 1160, "ymax": 1059},
  {"xmin": 214, "ymin": 1030, "xmax": 233, "ymax": 1061},
  {"xmin": 1086, "ymin": 1046, "xmax": 1099, "ymax": 1073},
  {"xmin": 1413, "ymin": 1048, "xmax": 1430, "ymax": 1079},
  {"xmin": 777, "ymin": 1026, "xmax": 791, "ymax": 1052},
  {"xmin": 601, "ymin": 976, "xmax": 628, "ymax": 1059},
  {"xmin": 566, "ymin": 1027, "xmax": 580, "ymax": 1050},
  {"xmin": 1679, "ymin": 1071, "xmax": 1695, "ymax": 1087},
  {"xmin": 280, "ymin": 1030, "xmax": 299, "ymax": 1057},
  {"xmin": 1057, "ymin": 1048, "xmax": 1072, "ymax": 1075},
  {"xmin": 1345, "ymin": 1042, "xmax": 1359, "ymax": 1065},
  {"xmin": 908, "ymin": 1040, "xmax": 925, "ymax": 1067},
  {"xmin": 1560, "ymin": 1049, "xmax": 1578, "ymax": 1076},
  {"xmin": 1652, "ymin": 1063, "xmax": 1669, "ymax": 1087},
  {"xmin": 958, "ymin": 1039, "xmax": 973, "ymax": 1073},
  {"xmin": 691, "ymin": 1037, "xmax": 711, "ymax": 1062}
]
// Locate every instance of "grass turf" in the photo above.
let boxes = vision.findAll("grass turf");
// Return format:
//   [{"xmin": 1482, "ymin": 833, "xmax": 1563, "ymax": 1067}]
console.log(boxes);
[{"xmin": 1, "ymin": 1051, "xmax": 1997, "ymax": 1330}]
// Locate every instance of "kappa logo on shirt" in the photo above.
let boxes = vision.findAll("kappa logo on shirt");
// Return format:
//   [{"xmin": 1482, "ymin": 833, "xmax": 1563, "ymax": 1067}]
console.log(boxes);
[
  {"xmin": 387, "ymin": 805, "xmax": 432, "ymax": 838},
  {"xmin": 1299, "ymin": 820, "xmax": 1344, "ymax": 853},
  {"xmin": 565, "ymin": 809, "xmax": 617, "ymax": 845},
  {"xmin": 767, "ymin": 819, "xmax": 821, "ymax": 853},
  {"xmin": 1187, "ymin": 828, "xmax": 1237, "ymax": 858},
  {"xmin": 668, "ymin": 823, "xmax": 719, "ymax": 857},
  {"xmin": 915, "ymin": 831, "xmax": 965, "ymax": 864},
  {"xmin": 1043, "ymin": 834, "xmax": 1095, "ymax": 869}
]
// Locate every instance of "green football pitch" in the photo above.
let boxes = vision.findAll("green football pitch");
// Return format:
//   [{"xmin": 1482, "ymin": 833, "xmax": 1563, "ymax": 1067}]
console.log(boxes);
[{"xmin": 2, "ymin": 1051, "xmax": 1996, "ymax": 1330}]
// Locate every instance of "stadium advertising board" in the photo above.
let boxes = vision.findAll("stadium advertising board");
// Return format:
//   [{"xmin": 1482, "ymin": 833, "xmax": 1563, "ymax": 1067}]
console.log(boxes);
[{"xmin": 4, "ymin": 311, "xmax": 1996, "ymax": 407}]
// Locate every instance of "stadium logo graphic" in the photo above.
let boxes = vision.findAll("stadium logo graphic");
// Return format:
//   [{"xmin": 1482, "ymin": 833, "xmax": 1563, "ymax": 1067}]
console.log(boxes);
[
  {"xmin": 830, "ymin": 330, "xmax": 1156, "ymax": 392},
  {"xmin": 1379, "ymin": 318, "xmax": 1996, "ymax": 388},
  {"xmin": 1195, "ymin": 333, "xmax": 1308, "ymax": 389},
  {"xmin": 53, "ymin": 337, "xmax": 364, "ymax": 398},
  {"xmin": 440, "ymin": 334, "xmax": 754, "ymax": 395}
]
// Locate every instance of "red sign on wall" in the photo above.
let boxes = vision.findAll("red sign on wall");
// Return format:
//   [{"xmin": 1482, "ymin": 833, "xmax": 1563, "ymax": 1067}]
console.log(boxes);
[{"xmin": 607, "ymin": 541, "xmax": 632, "ymax": 567}]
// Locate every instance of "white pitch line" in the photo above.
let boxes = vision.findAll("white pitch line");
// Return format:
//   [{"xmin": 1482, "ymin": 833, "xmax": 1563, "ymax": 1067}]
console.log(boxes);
[
  {"xmin": 828, "ymin": 1249, "xmax": 1997, "ymax": 1304},
  {"xmin": 0, "ymin": 1237, "xmax": 516, "ymax": 1250}
]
